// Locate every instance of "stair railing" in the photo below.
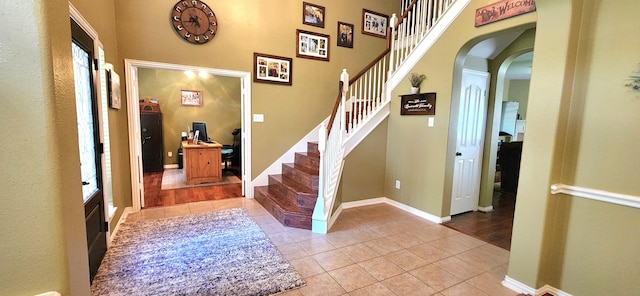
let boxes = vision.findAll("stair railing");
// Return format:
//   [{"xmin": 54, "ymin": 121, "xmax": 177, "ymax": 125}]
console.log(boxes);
[{"xmin": 313, "ymin": 0, "xmax": 458, "ymax": 233}]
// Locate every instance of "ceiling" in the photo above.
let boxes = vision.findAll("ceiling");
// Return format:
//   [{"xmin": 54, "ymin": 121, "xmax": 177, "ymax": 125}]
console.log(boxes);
[{"xmin": 468, "ymin": 30, "xmax": 533, "ymax": 80}]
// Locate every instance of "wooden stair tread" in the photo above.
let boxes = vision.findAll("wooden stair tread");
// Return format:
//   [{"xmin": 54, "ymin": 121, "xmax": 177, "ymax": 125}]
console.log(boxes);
[
  {"xmin": 255, "ymin": 186, "xmax": 299, "ymax": 212},
  {"xmin": 272, "ymin": 174, "xmax": 317, "ymax": 195},
  {"xmin": 253, "ymin": 141, "xmax": 319, "ymax": 230},
  {"xmin": 284, "ymin": 162, "xmax": 319, "ymax": 175}
]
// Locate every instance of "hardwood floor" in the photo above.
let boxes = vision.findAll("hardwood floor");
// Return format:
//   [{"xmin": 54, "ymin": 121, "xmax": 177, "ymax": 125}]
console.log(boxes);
[
  {"xmin": 143, "ymin": 169, "xmax": 242, "ymax": 208},
  {"xmin": 444, "ymin": 189, "xmax": 516, "ymax": 250}
]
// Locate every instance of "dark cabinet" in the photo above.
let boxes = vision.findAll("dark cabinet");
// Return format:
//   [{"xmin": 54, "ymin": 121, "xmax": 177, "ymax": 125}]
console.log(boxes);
[{"xmin": 140, "ymin": 113, "xmax": 163, "ymax": 172}]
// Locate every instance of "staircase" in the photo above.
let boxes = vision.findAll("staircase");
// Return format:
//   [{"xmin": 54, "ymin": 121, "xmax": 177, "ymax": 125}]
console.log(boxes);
[
  {"xmin": 254, "ymin": 142, "xmax": 320, "ymax": 229},
  {"xmin": 255, "ymin": 0, "xmax": 467, "ymax": 232}
]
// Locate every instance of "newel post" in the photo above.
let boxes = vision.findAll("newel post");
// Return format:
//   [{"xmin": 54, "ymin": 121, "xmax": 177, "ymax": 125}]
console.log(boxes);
[
  {"xmin": 389, "ymin": 13, "xmax": 398, "ymax": 75},
  {"xmin": 340, "ymin": 69, "xmax": 349, "ymax": 136},
  {"xmin": 312, "ymin": 123, "xmax": 327, "ymax": 233}
]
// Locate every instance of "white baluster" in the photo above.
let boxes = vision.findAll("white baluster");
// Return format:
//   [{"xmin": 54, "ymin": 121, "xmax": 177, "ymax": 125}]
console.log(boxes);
[{"xmin": 389, "ymin": 13, "xmax": 398, "ymax": 75}]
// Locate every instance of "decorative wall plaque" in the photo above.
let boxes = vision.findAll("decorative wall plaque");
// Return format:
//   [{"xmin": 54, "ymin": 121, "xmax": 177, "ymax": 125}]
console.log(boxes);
[
  {"xmin": 475, "ymin": 0, "xmax": 536, "ymax": 27},
  {"xmin": 400, "ymin": 93, "xmax": 436, "ymax": 115}
]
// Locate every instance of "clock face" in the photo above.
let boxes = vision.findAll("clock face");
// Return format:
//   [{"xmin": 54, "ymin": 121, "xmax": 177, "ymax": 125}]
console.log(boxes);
[{"xmin": 171, "ymin": 0, "xmax": 218, "ymax": 44}]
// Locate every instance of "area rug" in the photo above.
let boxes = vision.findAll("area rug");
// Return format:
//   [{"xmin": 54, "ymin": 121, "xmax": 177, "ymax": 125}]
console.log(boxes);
[
  {"xmin": 161, "ymin": 169, "xmax": 241, "ymax": 190},
  {"xmin": 90, "ymin": 208, "xmax": 305, "ymax": 296}
]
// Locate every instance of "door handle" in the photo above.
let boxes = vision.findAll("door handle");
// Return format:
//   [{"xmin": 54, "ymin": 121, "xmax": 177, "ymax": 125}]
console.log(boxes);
[
  {"xmin": 456, "ymin": 152, "xmax": 462, "ymax": 156},
  {"xmin": 82, "ymin": 181, "xmax": 90, "ymax": 185}
]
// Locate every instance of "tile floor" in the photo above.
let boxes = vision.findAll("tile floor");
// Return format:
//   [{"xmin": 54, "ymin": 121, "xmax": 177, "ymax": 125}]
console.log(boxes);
[{"xmin": 125, "ymin": 198, "xmax": 519, "ymax": 296}]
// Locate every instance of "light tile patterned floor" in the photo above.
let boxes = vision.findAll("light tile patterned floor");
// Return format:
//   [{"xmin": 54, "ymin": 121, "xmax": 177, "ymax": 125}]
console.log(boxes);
[{"xmin": 125, "ymin": 198, "xmax": 519, "ymax": 296}]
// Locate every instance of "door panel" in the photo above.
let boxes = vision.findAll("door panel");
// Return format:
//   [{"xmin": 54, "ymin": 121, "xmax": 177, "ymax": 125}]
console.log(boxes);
[
  {"xmin": 72, "ymin": 18, "xmax": 106, "ymax": 282},
  {"xmin": 140, "ymin": 113, "xmax": 164, "ymax": 172},
  {"xmin": 451, "ymin": 69, "xmax": 489, "ymax": 215}
]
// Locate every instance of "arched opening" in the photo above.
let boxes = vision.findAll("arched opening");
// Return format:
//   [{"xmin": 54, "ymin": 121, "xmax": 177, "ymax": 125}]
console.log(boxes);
[{"xmin": 445, "ymin": 27, "xmax": 535, "ymax": 250}]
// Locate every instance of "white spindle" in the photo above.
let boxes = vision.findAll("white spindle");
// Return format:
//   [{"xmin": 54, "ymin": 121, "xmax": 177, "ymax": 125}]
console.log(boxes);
[{"xmin": 315, "ymin": 0, "xmax": 458, "ymax": 233}]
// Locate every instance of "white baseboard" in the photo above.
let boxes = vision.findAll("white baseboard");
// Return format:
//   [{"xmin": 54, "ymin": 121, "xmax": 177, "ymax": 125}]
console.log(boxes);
[
  {"xmin": 478, "ymin": 205, "xmax": 493, "ymax": 212},
  {"xmin": 502, "ymin": 276, "xmax": 572, "ymax": 296},
  {"xmin": 537, "ymin": 284, "xmax": 572, "ymax": 296},
  {"xmin": 110, "ymin": 206, "xmax": 133, "ymax": 242},
  {"xmin": 164, "ymin": 164, "xmax": 179, "ymax": 169},
  {"xmin": 503, "ymin": 276, "xmax": 536, "ymax": 295},
  {"xmin": 339, "ymin": 197, "xmax": 450, "ymax": 224}
]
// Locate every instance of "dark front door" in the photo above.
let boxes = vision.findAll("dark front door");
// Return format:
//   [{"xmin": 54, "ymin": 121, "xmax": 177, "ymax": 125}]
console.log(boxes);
[
  {"xmin": 71, "ymin": 19, "xmax": 107, "ymax": 282},
  {"xmin": 141, "ymin": 113, "xmax": 164, "ymax": 172}
]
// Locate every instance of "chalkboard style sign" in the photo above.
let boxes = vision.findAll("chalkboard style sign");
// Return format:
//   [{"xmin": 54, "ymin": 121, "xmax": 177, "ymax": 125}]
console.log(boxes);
[{"xmin": 400, "ymin": 93, "xmax": 436, "ymax": 115}]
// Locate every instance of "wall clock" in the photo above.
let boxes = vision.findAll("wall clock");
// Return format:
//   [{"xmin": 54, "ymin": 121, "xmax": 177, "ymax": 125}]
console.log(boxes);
[{"xmin": 171, "ymin": 0, "xmax": 218, "ymax": 44}]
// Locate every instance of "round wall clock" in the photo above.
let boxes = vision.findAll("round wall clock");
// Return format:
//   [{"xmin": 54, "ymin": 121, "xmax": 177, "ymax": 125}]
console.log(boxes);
[{"xmin": 171, "ymin": 0, "xmax": 218, "ymax": 44}]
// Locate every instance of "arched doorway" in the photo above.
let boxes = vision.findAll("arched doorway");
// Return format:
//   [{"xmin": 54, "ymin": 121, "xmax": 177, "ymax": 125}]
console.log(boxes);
[{"xmin": 445, "ymin": 27, "xmax": 535, "ymax": 250}]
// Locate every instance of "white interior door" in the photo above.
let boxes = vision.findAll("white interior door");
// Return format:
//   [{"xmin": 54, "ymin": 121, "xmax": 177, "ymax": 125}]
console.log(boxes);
[{"xmin": 451, "ymin": 69, "xmax": 490, "ymax": 215}]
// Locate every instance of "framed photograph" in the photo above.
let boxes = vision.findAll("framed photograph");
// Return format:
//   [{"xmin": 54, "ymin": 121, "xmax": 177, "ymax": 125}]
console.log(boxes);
[
  {"xmin": 180, "ymin": 90, "xmax": 203, "ymax": 106},
  {"xmin": 296, "ymin": 29, "xmax": 330, "ymax": 62},
  {"xmin": 302, "ymin": 2, "xmax": 325, "ymax": 28},
  {"xmin": 362, "ymin": 9, "xmax": 389, "ymax": 38},
  {"xmin": 253, "ymin": 52, "xmax": 293, "ymax": 86},
  {"xmin": 337, "ymin": 22, "xmax": 354, "ymax": 48},
  {"xmin": 106, "ymin": 69, "xmax": 121, "ymax": 109}
]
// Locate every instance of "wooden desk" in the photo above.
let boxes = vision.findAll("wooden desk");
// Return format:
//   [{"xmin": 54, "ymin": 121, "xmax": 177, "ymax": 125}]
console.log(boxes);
[{"xmin": 181, "ymin": 141, "xmax": 222, "ymax": 185}]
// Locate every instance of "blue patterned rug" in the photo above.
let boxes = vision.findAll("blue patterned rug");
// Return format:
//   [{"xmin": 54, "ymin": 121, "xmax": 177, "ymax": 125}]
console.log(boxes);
[{"xmin": 90, "ymin": 208, "xmax": 305, "ymax": 295}]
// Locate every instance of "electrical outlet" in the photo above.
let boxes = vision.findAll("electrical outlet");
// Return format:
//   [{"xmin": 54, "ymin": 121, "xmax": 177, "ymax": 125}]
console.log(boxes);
[
  {"xmin": 168, "ymin": 151, "xmax": 173, "ymax": 157},
  {"xmin": 253, "ymin": 114, "xmax": 264, "ymax": 122},
  {"xmin": 395, "ymin": 180, "xmax": 401, "ymax": 189}
]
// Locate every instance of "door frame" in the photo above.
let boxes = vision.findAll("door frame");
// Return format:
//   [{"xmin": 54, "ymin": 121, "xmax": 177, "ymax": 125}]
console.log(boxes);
[
  {"xmin": 70, "ymin": 4, "xmax": 113, "ymax": 240},
  {"xmin": 124, "ymin": 60, "xmax": 252, "ymax": 211}
]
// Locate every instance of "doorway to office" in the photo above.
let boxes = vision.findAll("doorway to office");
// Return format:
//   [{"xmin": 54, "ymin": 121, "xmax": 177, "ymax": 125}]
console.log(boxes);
[{"xmin": 124, "ymin": 60, "xmax": 252, "ymax": 211}]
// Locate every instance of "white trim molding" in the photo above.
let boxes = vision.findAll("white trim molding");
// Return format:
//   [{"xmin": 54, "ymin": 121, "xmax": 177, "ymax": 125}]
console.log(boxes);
[
  {"xmin": 550, "ymin": 183, "xmax": 640, "ymax": 209},
  {"xmin": 502, "ymin": 276, "xmax": 536, "ymax": 295},
  {"xmin": 502, "ymin": 276, "xmax": 573, "ymax": 296},
  {"xmin": 336, "ymin": 197, "xmax": 451, "ymax": 224}
]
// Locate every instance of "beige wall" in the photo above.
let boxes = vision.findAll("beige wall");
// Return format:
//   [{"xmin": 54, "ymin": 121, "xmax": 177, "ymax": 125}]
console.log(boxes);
[
  {"xmin": 505, "ymin": 80, "xmax": 529, "ymax": 119},
  {"xmin": 340, "ymin": 120, "xmax": 389, "ymax": 203},
  {"xmin": 385, "ymin": 1, "xmax": 536, "ymax": 217},
  {"xmin": 1, "ymin": 0, "xmax": 96, "ymax": 295},
  {"xmin": 508, "ymin": 0, "xmax": 640, "ymax": 293},
  {"xmin": 138, "ymin": 68, "xmax": 242, "ymax": 165},
  {"xmin": 114, "ymin": 0, "xmax": 399, "ymax": 180}
]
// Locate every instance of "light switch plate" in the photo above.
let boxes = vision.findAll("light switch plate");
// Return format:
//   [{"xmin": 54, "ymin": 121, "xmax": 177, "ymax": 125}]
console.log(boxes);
[
  {"xmin": 428, "ymin": 117, "xmax": 434, "ymax": 127},
  {"xmin": 395, "ymin": 180, "xmax": 401, "ymax": 189},
  {"xmin": 253, "ymin": 114, "xmax": 264, "ymax": 122}
]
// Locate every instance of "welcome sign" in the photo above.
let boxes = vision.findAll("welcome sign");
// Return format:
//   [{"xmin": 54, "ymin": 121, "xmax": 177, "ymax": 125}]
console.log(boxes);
[{"xmin": 475, "ymin": 0, "xmax": 536, "ymax": 27}]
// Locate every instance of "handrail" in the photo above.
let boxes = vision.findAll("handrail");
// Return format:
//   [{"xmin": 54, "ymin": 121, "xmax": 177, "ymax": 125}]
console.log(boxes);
[
  {"xmin": 314, "ymin": 0, "xmax": 459, "ymax": 233},
  {"xmin": 328, "ymin": 0, "xmax": 419, "ymax": 136},
  {"xmin": 326, "ymin": 81, "xmax": 344, "ymax": 136},
  {"xmin": 348, "ymin": 30, "xmax": 392, "ymax": 85}
]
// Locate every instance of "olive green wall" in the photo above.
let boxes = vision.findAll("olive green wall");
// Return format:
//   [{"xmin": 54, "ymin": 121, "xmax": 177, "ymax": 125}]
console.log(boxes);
[
  {"xmin": 1, "ymin": 1, "xmax": 96, "ymax": 295},
  {"xmin": 385, "ymin": 1, "xmax": 536, "ymax": 217},
  {"xmin": 340, "ymin": 119, "xmax": 389, "ymax": 203},
  {"xmin": 505, "ymin": 80, "xmax": 529, "ymax": 119},
  {"xmin": 532, "ymin": 0, "xmax": 640, "ymax": 294},
  {"xmin": 137, "ymin": 68, "xmax": 241, "ymax": 166},
  {"xmin": 508, "ymin": 0, "xmax": 640, "ymax": 293},
  {"xmin": 114, "ymin": 0, "xmax": 399, "ymax": 180}
]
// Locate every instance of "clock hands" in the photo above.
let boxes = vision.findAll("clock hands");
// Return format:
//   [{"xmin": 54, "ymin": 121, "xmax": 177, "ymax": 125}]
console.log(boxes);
[{"xmin": 187, "ymin": 13, "xmax": 201, "ymax": 28}]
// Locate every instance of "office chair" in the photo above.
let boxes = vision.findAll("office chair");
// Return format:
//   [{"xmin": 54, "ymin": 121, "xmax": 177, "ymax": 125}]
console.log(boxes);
[{"xmin": 221, "ymin": 128, "xmax": 241, "ymax": 175}]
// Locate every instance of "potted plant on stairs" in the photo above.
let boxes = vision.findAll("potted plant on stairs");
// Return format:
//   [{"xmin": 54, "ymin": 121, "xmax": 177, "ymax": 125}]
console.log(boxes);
[{"xmin": 409, "ymin": 73, "xmax": 426, "ymax": 94}]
